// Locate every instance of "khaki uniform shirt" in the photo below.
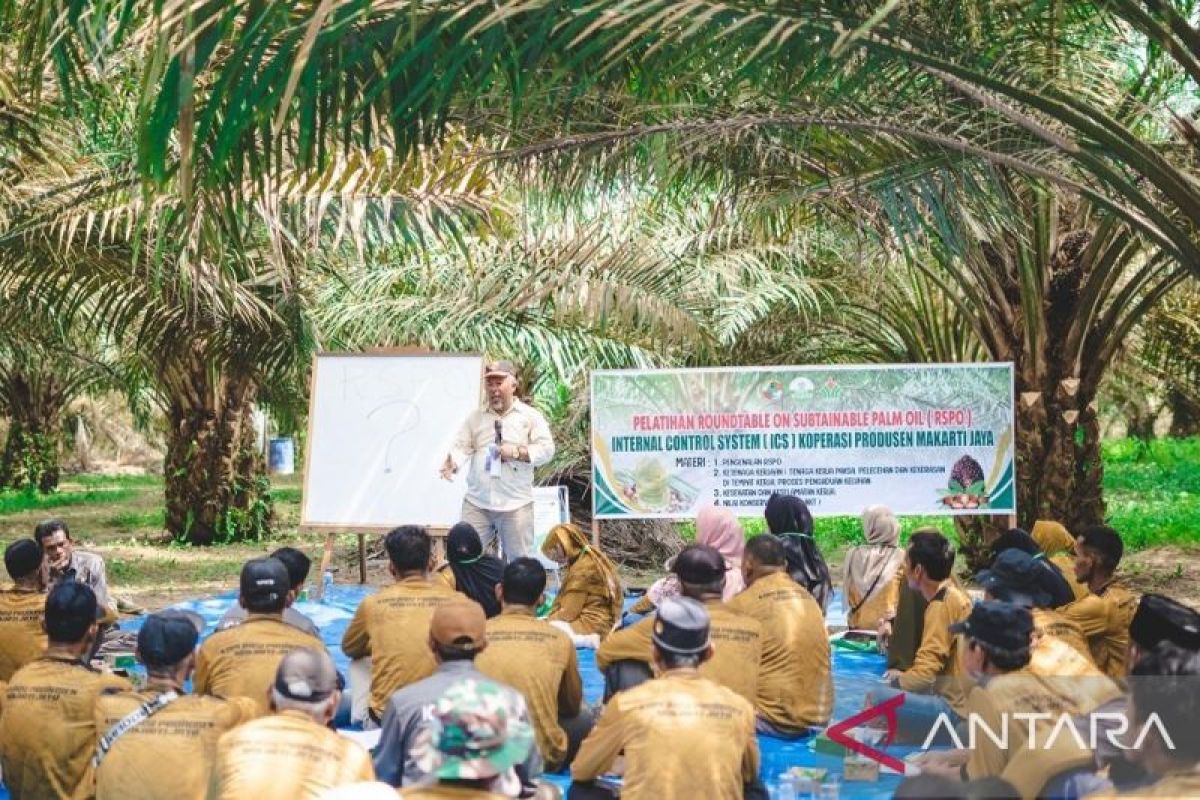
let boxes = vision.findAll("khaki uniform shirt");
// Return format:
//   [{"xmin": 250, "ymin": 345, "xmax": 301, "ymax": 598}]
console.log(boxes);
[
  {"xmin": 0, "ymin": 655, "xmax": 130, "ymax": 800},
  {"xmin": 94, "ymin": 690, "xmax": 259, "ymax": 800},
  {"xmin": 1028, "ymin": 609, "xmax": 1123, "ymax": 714},
  {"xmin": 341, "ymin": 577, "xmax": 459, "ymax": 717},
  {"xmin": 449, "ymin": 399, "xmax": 555, "ymax": 512},
  {"xmin": 194, "ymin": 614, "xmax": 324, "ymax": 715},
  {"xmin": 896, "ymin": 583, "xmax": 972, "ymax": 712},
  {"xmin": 0, "ymin": 586, "xmax": 47, "ymax": 681},
  {"xmin": 596, "ymin": 598, "xmax": 762, "ymax": 706},
  {"xmin": 964, "ymin": 669, "xmax": 1096, "ymax": 800},
  {"xmin": 205, "ymin": 710, "xmax": 375, "ymax": 800},
  {"xmin": 546, "ymin": 557, "xmax": 618, "ymax": 638},
  {"xmin": 727, "ymin": 571, "xmax": 832, "ymax": 730},
  {"xmin": 846, "ymin": 565, "xmax": 903, "ymax": 632},
  {"xmin": 1060, "ymin": 579, "xmax": 1138, "ymax": 680},
  {"xmin": 475, "ymin": 606, "xmax": 583, "ymax": 765},
  {"xmin": 572, "ymin": 670, "xmax": 759, "ymax": 800}
]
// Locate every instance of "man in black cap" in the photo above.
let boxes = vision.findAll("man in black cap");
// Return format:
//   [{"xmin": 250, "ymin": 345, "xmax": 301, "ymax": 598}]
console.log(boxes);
[
  {"xmin": 988, "ymin": 528, "xmax": 1076, "ymax": 608},
  {"xmin": 1060, "ymin": 525, "xmax": 1139, "ymax": 679},
  {"xmin": 913, "ymin": 601, "xmax": 1101, "ymax": 799},
  {"xmin": 1127, "ymin": 593, "xmax": 1200, "ymax": 671},
  {"xmin": 207, "ymin": 648, "xmax": 375, "ymax": 800},
  {"xmin": 440, "ymin": 359, "xmax": 555, "ymax": 561},
  {"xmin": 217, "ymin": 546, "xmax": 320, "ymax": 636},
  {"xmin": 0, "ymin": 538, "xmax": 48, "ymax": 681},
  {"xmin": 93, "ymin": 610, "xmax": 257, "ymax": 800},
  {"xmin": 573, "ymin": 597, "xmax": 760, "ymax": 800},
  {"xmin": 596, "ymin": 544, "xmax": 762, "ymax": 704},
  {"xmin": 0, "ymin": 581, "xmax": 129, "ymax": 800},
  {"xmin": 195, "ymin": 557, "xmax": 325, "ymax": 715}
]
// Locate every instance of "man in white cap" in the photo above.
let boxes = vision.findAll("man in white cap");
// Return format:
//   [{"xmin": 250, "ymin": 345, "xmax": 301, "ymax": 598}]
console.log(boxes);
[{"xmin": 440, "ymin": 359, "xmax": 554, "ymax": 561}]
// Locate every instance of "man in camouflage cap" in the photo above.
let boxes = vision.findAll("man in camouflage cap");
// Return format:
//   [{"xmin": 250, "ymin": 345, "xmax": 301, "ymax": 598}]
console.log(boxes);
[{"xmin": 401, "ymin": 678, "xmax": 548, "ymax": 799}]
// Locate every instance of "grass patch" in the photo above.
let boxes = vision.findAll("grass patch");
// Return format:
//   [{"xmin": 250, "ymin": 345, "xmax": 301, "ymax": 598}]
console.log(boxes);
[
  {"xmin": 271, "ymin": 487, "xmax": 302, "ymax": 504},
  {"xmin": 1102, "ymin": 437, "xmax": 1200, "ymax": 550},
  {"xmin": 105, "ymin": 508, "xmax": 166, "ymax": 532},
  {"xmin": 0, "ymin": 487, "xmax": 135, "ymax": 516}
]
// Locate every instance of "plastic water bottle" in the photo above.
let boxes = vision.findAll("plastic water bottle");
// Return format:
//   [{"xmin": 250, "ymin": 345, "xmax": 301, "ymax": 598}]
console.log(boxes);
[{"xmin": 322, "ymin": 571, "xmax": 334, "ymax": 602}]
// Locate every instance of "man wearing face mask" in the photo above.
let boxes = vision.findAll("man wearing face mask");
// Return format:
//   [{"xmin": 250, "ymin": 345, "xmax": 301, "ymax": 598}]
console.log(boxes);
[{"xmin": 440, "ymin": 360, "xmax": 555, "ymax": 562}]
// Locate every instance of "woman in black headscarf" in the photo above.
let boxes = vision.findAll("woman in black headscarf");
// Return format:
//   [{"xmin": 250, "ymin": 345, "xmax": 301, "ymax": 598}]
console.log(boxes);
[
  {"xmin": 434, "ymin": 522, "xmax": 505, "ymax": 617},
  {"xmin": 764, "ymin": 493, "xmax": 833, "ymax": 612}
]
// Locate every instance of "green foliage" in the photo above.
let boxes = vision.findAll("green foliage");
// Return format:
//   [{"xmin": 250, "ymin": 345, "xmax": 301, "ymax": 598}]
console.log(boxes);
[
  {"xmin": 105, "ymin": 508, "xmax": 165, "ymax": 532},
  {"xmin": 1103, "ymin": 437, "xmax": 1200, "ymax": 550},
  {"xmin": 0, "ymin": 486, "xmax": 133, "ymax": 515}
]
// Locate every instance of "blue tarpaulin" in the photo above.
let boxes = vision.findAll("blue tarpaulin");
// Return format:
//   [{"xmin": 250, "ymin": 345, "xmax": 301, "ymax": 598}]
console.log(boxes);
[{"xmin": 2, "ymin": 587, "xmax": 917, "ymax": 799}]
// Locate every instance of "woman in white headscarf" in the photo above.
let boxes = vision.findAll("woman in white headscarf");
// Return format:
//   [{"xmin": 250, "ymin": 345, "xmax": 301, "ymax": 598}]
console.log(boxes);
[{"xmin": 842, "ymin": 505, "xmax": 906, "ymax": 631}]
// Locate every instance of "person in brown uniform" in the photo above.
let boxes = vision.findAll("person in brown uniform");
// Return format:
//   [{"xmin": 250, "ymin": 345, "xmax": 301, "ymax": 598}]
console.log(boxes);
[
  {"xmin": 596, "ymin": 544, "xmax": 762, "ymax": 705},
  {"xmin": 540, "ymin": 524, "xmax": 623, "ymax": 646},
  {"xmin": 1060, "ymin": 525, "xmax": 1138, "ymax": 680},
  {"xmin": 842, "ymin": 505, "xmax": 905, "ymax": 632},
  {"xmin": 914, "ymin": 602, "xmax": 1100, "ymax": 800},
  {"xmin": 871, "ymin": 529, "xmax": 972, "ymax": 744},
  {"xmin": 0, "ymin": 539, "xmax": 48, "ymax": 681},
  {"xmin": 206, "ymin": 648, "xmax": 374, "ymax": 800},
  {"xmin": 728, "ymin": 533, "xmax": 832, "ymax": 736},
  {"xmin": 93, "ymin": 610, "xmax": 258, "ymax": 800},
  {"xmin": 342, "ymin": 525, "xmax": 459, "ymax": 724},
  {"xmin": 476, "ymin": 557, "xmax": 591, "ymax": 770},
  {"xmin": 0, "ymin": 581, "xmax": 129, "ymax": 800},
  {"xmin": 195, "ymin": 557, "xmax": 324, "ymax": 715},
  {"xmin": 571, "ymin": 597, "xmax": 762, "ymax": 800}
]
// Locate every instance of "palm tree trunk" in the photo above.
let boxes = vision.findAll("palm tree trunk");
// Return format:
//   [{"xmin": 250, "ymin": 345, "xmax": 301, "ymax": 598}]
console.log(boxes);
[
  {"xmin": 163, "ymin": 355, "xmax": 273, "ymax": 545},
  {"xmin": 0, "ymin": 372, "xmax": 63, "ymax": 493}
]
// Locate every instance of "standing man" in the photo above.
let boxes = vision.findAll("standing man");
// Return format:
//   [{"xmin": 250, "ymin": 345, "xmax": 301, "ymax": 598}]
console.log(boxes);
[{"xmin": 440, "ymin": 360, "xmax": 554, "ymax": 561}]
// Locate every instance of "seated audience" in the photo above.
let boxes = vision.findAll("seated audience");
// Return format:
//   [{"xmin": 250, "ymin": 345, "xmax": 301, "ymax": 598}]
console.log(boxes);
[
  {"xmin": 195, "ymin": 557, "xmax": 324, "ymax": 715},
  {"xmin": 207, "ymin": 648, "xmax": 374, "ymax": 799},
  {"xmin": 1060, "ymin": 525, "xmax": 1138, "ymax": 679},
  {"xmin": 373, "ymin": 598, "xmax": 530, "ymax": 787},
  {"xmin": 1031, "ymin": 520, "xmax": 1089, "ymax": 601},
  {"xmin": 597, "ymin": 544, "xmax": 762, "ymax": 705},
  {"xmin": 435, "ymin": 522, "xmax": 505, "ymax": 617},
  {"xmin": 627, "ymin": 505, "xmax": 746, "ymax": 618},
  {"xmin": 401, "ymin": 678, "xmax": 541, "ymax": 800},
  {"xmin": 218, "ymin": 546, "xmax": 319, "ymax": 635},
  {"xmin": 879, "ymin": 558, "xmax": 929, "ymax": 671},
  {"xmin": 94, "ymin": 610, "xmax": 257, "ymax": 800},
  {"xmin": 35, "ymin": 518, "xmax": 117, "ymax": 623},
  {"xmin": 916, "ymin": 602, "xmax": 1099, "ymax": 800},
  {"xmin": 728, "ymin": 534, "xmax": 832, "ymax": 736},
  {"xmin": 871, "ymin": 529, "xmax": 971, "ymax": 743},
  {"xmin": 763, "ymin": 493, "xmax": 832, "ymax": 611},
  {"xmin": 989, "ymin": 527, "xmax": 1075, "ymax": 608},
  {"xmin": 571, "ymin": 597, "xmax": 761, "ymax": 799},
  {"xmin": 342, "ymin": 525, "xmax": 459, "ymax": 725},
  {"xmin": 0, "ymin": 538, "xmax": 48, "ymax": 681},
  {"xmin": 0, "ymin": 582, "xmax": 129, "ymax": 799},
  {"xmin": 842, "ymin": 505, "xmax": 905, "ymax": 631},
  {"xmin": 477, "ymin": 558, "xmax": 591, "ymax": 771},
  {"xmin": 540, "ymin": 524, "xmax": 623, "ymax": 645}
]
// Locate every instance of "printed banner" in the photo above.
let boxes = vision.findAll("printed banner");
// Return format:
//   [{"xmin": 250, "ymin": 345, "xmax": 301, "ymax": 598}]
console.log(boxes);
[{"xmin": 591, "ymin": 363, "xmax": 1015, "ymax": 518}]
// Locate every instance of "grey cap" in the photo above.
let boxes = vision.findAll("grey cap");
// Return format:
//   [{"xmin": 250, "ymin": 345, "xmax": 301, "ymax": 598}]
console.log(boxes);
[
  {"xmin": 652, "ymin": 596, "xmax": 711, "ymax": 655},
  {"xmin": 484, "ymin": 360, "xmax": 518, "ymax": 379},
  {"xmin": 274, "ymin": 647, "xmax": 339, "ymax": 702}
]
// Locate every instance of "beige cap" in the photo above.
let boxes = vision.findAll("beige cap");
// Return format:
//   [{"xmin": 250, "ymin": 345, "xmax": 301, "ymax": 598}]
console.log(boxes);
[{"xmin": 430, "ymin": 598, "xmax": 487, "ymax": 651}]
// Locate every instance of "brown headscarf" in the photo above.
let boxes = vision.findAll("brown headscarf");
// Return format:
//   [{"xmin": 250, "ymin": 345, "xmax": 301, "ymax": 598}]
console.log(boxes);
[
  {"xmin": 541, "ymin": 523, "xmax": 624, "ymax": 624},
  {"xmin": 843, "ymin": 505, "xmax": 906, "ymax": 606}
]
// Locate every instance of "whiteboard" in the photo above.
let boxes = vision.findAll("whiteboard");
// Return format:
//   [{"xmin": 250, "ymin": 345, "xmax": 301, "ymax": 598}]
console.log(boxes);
[{"xmin": 301, "ymin": 353, "xmax": 483, "ymax": 529}]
